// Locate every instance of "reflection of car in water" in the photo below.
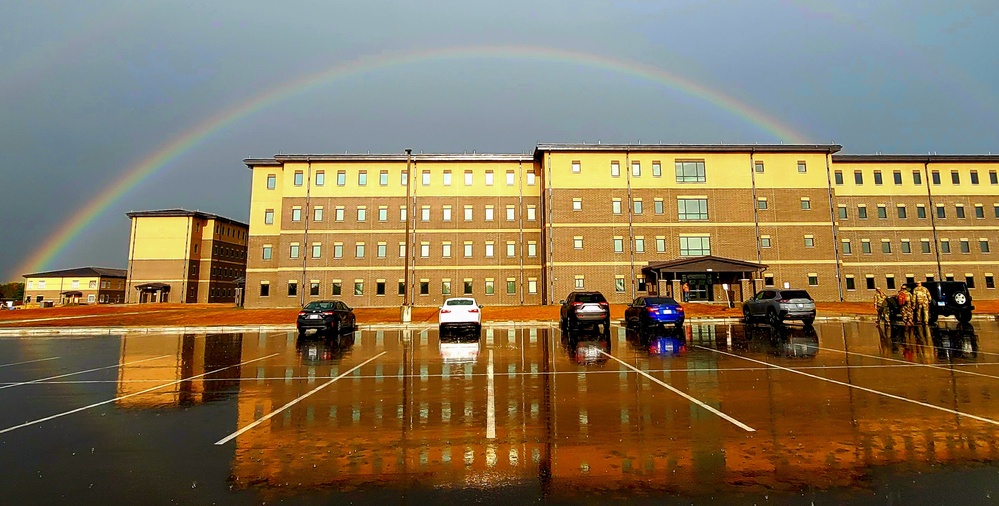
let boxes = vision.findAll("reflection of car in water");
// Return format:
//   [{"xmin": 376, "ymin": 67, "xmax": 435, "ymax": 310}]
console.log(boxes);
[
  {"xmin": 438, "ymin": 323, "xmax": 482, "ymax": 341},
  {"xmin": 439, "ymin": 340, "xmax": 480, "ymax": 364},
  {"xmin": 296, "ymin": 332, "xmax": 356, "ymax": 364},
  {"xmin": 881, "ymin": 323, "xmax": 977, "ymax": 361},
  {"xmin": 930, "ymin": 323, "xmax": 977, "ymax": 360},
  {"xmin": 625, "ymin": 327, "xmax": 687, "ymax": 357},
  {"xmin": 561, "ymin": 327, "xmax": 610, "ymax": 365},
  {"xmin": 744, "ymin": 324, "xmax": 818, "ymax": 358}
]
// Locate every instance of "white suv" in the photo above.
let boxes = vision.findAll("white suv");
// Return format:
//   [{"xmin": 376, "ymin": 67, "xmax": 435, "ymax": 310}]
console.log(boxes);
[{"xmin": 438, "ymin": 297, "xmax": 482, "ymax": 332}]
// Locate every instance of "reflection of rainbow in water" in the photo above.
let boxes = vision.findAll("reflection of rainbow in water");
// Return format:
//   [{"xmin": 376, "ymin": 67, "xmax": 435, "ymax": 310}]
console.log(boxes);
[{"xmin": 16, "ymin": 44, "xmax": 811, "ymax": 278}]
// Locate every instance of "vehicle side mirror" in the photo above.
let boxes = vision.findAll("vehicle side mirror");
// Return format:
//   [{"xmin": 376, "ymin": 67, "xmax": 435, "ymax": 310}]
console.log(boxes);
[
  {"xmin": 559, "ymin": 300, "xmax": 566, "ymax": 305},
  {"xmin": 478, "ymin": 304, "xmax": 484, "ymax": 308}
]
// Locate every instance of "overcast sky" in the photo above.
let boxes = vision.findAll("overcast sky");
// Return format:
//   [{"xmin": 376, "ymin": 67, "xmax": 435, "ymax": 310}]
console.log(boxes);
[{"xmin": 2, "ymin": 1, "xmax": 998, "ymax": 282}]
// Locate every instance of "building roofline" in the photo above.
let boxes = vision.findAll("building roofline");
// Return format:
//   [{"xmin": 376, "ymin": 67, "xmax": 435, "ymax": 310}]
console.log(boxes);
[
  {"xmin": 244, "ymin": 153, "xmax": 535, "ymax": 168},
  {"xmin": 23, "ymin": 266, "xmax": 127, "ymax": 279},
  {"xmin": 125, "ymin": 209, "xmax": 248, "ymax": 228},
  {"xmin": 832, "ymin": 154, "xmax": 999, "ymax": 163},
  {"xmin": 534, "ymin": 143, "xmax": 843, "ymax": 155}
]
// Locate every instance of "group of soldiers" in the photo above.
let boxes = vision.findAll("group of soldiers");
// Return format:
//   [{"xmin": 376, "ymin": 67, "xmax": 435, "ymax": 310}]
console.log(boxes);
[{"xmin": 874, "ymin": 282, "xmax": 932, "ymax": 325}]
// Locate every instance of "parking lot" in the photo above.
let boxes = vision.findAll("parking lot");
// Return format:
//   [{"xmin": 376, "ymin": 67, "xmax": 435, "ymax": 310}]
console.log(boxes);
[{"xmin": 2, "ymin": 320, "xmax": 999, "ymax": 504}]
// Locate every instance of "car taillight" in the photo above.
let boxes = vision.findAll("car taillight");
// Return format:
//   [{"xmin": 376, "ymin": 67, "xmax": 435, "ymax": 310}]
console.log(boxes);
[
  {"xmin": 440, "ymin": 309, "xmax": 451, "ymax": 314},
  {"xmin": 468, "ymin": 308, "xmax": 479, "ymax": 313},
  {"xmin": 572, "ymin": 302, "xmax": 583, "ymax": 307},
  {"xmin": 777, "ymin": 299, "xmax": 789, "ymax": 303},
  {"xmin": 647, "ymin": 307, "xmax": 657, "ymax": 313},
  {"xmin": 321, "ymin": 311, "xmax": 335, "ymax": 316},
  {"xmin": 676, "ymin": 306, "xmax": 684, "ymax": 312},
  {"xmin": 598, "ymin": 302, "xmax": 609, "ymax": 308},
  {"xmin": 298, "ymin": 312, "xmax": 307, "ymax": 317}
]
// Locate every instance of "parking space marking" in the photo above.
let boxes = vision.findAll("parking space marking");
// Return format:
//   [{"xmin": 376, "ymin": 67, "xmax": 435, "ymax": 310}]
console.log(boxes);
[
  {"xmin": 0, "ymin": 357, "xmax": 60, "ymax": 369},
  {"xmin": 698, "ymin": 346, "xmax": 999, "ymax": 427},
  {"xmin": 601, "ymin": 351, "xmax": 756, "ymax": 432},
  {"xmin": 215, "ymin": 351, "xmax": 387, "ymax": 445},
  {"xmin": 0, "ymin": 355, "xmax": 171, "ymax": 391},
  {"xmin": 487, "ymin": 349, "xmax": 496, "ymax": 439},
  {"xmin": 818, "ymin": 346, "xmax": 999, "ymax": 381},
  {"xmin": 0, "ymin": 353, "xmax": 279, "ymax": 435}
]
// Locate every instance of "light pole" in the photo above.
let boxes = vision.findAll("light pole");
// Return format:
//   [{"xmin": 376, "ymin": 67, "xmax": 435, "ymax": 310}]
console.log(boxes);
[{"xmin": 401, "ymin": 148, "xmax": 413, "ymax": 323}]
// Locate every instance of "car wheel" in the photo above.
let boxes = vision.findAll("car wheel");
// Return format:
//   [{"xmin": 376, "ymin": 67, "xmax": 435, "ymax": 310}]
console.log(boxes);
[
  {"xmin": 767, "ymin": 309, "xmax": 781, "ymax": 327},
  {"xmin": 958, "ymin": 310, "xmax": 972, "ymax": 323},
  {"xmin": 297, "ymin": 327, "xmax": 306, "ymax": 337},
  {"xmin": 802, "ymin": 317, "xmax": 814, "ymax": 327},
  {"xmin": 742, "ymin": 307, "xmax": 752, "ymax": 323}
]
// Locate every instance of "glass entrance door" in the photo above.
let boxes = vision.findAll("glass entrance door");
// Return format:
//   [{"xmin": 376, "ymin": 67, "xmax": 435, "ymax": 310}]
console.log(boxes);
[{"xmin": 683, "ymin": 274, "xmax": 713, "ymax": 302}]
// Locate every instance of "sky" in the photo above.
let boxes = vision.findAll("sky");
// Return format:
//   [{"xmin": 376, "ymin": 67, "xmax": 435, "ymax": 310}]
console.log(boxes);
[{"xmin": 2, "ymin": 0, "xmax": 998, "ymax": 282}]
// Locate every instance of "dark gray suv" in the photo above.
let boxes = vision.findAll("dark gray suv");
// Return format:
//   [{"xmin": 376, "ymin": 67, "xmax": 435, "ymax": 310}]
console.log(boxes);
[
  {"xmin": 559, "ymin": 291, "xmax": 610, "ymax": 330},
  {"xmin": 742, "ymin": 289, "xmax": 816, "ymax": 326}
]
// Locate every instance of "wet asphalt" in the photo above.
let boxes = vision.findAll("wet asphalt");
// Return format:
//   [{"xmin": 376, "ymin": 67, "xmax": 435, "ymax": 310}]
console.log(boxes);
[{"xmin": 1, "ymin": 320, "xmax": 998, "ymax": 505}]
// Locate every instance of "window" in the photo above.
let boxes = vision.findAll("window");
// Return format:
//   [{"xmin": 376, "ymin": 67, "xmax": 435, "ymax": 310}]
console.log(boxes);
[
  {"xmin": 995, "ymin": 204, "xmax": 999, "ymax": 218},
  {"xmin": 442, "ymin": 280, "xmax": 451, "ymax": 295},
  {"xmin": 971, "ymin": 171, "xmax": 980, "ymax": 185},
  {"xmin": 527, "ymin": 205, "xmax": 536, "ymax": 221},
  {"xmin": 897, "ymin": 205, "xmax": 907, "ymax": 219},
  {"xmin": 866, "ymin": 276, "xmax": 876, "ymax": 290},
  {"xmin": 857, "ymin": 205, "xmax": 868, "ymax": 219},
  {"xmin": 987, "ymin": 274, "xmax": 995, "ymax": 289},
  {"xmin": 421, "ymin": 170, "xmax": 430, "ymax": 186},
  {"xmin": 635, "ymin": 237, "xmax": 645, "ymax": 253},
  {"xmin": 764, "ymin": 274, "xmax": 775, "ymax": 287},
  {"xmin": 881, "ymin": 240, "xmax": 891, "ymax": 253},
  {"xmin": 936, "ymin": 205, "xmax": 946, "ymax": 219},
  {"xmin": 920, "ymin": 239, "xmax": 931, "ymax": 254},
  {"xmin": 264, "ymin": 210, "xmax": 274, "ymax": 225},
  {"xmin": 901, "ymin": 240, "xmax": 911, "ymax": 254},
  {"xmin": 841, "ymin": 240, "xmax": 852, "ymax": 254},
  {"xmin": 527, "ymin": 241, "xmax": 537, "ymax": 257},
  {"xmin": 527, "ymin": 172, "xmax": 536, "ymax": 185},
  {"xmin": 354, "ymin": 281, "xmax": 364, "ymax": 296},
  {"xmin": 801, "ymin": 197, "xmax": 811, "ymax": 210},
  {"xmin": 845, "ymin": 276, "xmax": 855, "ymax": 290},
  {"xmin": 291, "ymin": 207, "xmax": 302, "ymax": 222},
  {"xmin": 506, "ymin": 206, "xmax": 515, "ymax": 221},
  {"xmin": 808, "ymin": 274, "xmax": 818, "ymax": 286},
  {"xmin": 294, "ymin": 171, "xmax": 304, "ymax": 186},
  {"xmin": 378, "ymin": 207, "xmax": 388, "ymax": 222},
  {"xmin": 574, "ymin": 276, "xmax": 584, "ymax": 290},
  {"xmin": 401, "ymin": 170, "xmax": 408, "ymax": 186},
  {"xmin": 654, "ymin": 199, "xmax": 664, "ymax": 214},
  {"xmin": 975, "ymin": 205, "xmax": 985, "ymax": 219},
  {"xmin": 633, "ymin": 199, "xmax": 643, "ymax": 214},
  {"xmin": 838, "ymin": 205, "xmax": 848, "ymax": 219},
  {"xmin": 337, "ymin": 171, "xmax": 346, "ymax": 186},
  {"xmin": 464, "ymin": 170, "xmax": 473, "ymax": 186},
  {"xmin": 834, "ymin": 171, "xmax": 843, "ymax": 185},
  {"xmin": 571, "ymin": 161, "xmax": 581, "ymax": 174},
  {"xmin": 613, "ymin": 237, "xmax": 624, "ymax": 253},
  {"xmin": 333, "ymin": 243, "xmax": 343, "ymax": 258},
  {"xmin": 484, "ymin": 206, "xmax": 494, "ymax": 221},
  {"xmin": 336, "ymin": 207, "xmax": 345, "ymax": 221},
  {"xmin": 377, "ymin": 243, "xmax": 387, "ymax": 258},
  {"xmin": 676, "ymin": 161, "xmax": 706, "ymax": 182},
  {"xmin": 854, "ymin": 171, "xmax": 863, "ymax": 184},
  {"xmin": 678, "ymin": 198, "xmax": 708, "ymax": 220},
  {"xmin": 612, "ymin": 199, "xmax": 622, "ymax": 214},
  {"xmin": 485, "ymin": 171, "xmax": 494, "ymax": 186},
  {"xmin": 992, "ymin": 171, "xmax": 999, "ymax": 185},
  {"xmin": 260, "ymin": 283, "xmax": 270, "ymax": 297},
  {"xmin": 804, "ymin": 235, "xmax": 815, "ymax": 248},
  {"xmin": 886, "ymin": 276, "xmax": 896, "ymax": 290},
  {"xmin": 952, "ymin": 171, "xmax": 960, "ymax": 184},
  {"xmin": 464, "ymin": 242, "xmax": 473, "ymax": 258},
  {"xmin": 262, "ymin": 245, "xmax": 272, "ymax": 260},
  {"xmin": 420, "ymin": 242, "xmax": 430, "ymax": 258},
  {"xmin": 442, "ymin": 242, "xmax": 452, "ymax": 258},
  {"xmin": 463, "ymin": 280, "xmax": 473, "ymax": 295},
  {"xmin": 757, "ymin": 198, "xmax": 768, "ymax": 210},
  {"xmin": 932, "ymin": 171, "xmax": 941, "ymax": 185},
  {"xmin": 421, "ymin": 206, "xmax": 430, "ymax": 222},
  {"xmin": 313, "ymin": 206, "xmax": 324, "ymax": 222},
  {"xmin": 266, "ymin": 174, "xmax": 276, "ymax": 189},
  {"xmin": 377, "ymin": 281, "xmax": 386, "ymax": 296},
  {"xmin": 917, "ymin": 205, "xmax": 926, "ymax": 219},
  {"xmin": 874, "ymin": 171, "xmax": 883, "ymax": 185},
  {"xmin": 310, "ymin": 282, "xmax": 320, "ymax": 296},
  {"xmin": 861, "ymin": 240, "xmax": 872, "ymax": 254},
  {"xmin": 380, "ymin": 170, "xmax": 388, "ymax": 186},
  {"xmin": 443, "ymin": 170, "xmax": 452, "ymax": 186},
  {"xmin": 485, "ymin": 242, "xmax": 495, "ymax": 258},
  {"xmin": 960, "ymin": 239, "xmax": 970, "ymax": 253},
  {"xmin": 484, "ymin": 279, "xmax": 495, "ymax": 295},
  {"xmin": 913, "ymin": 171, "xmax": 922, "ymax": 185},
  {"xmin": 679, "ymin": 236, "xmax": 710, "ymax": 256},
  {"xmin": 506, "ymin": 241, "xmax": 515, "ymax": 257},
  {"xmin": 631, "ymin": 161, "xmax": 641, "ymax": 177},
  {"xmin": 797, "ymin": 161, "xmax": 807, "ymax": 173},
  {"xmin": 656, "ymin": 237, "xmax": 666, "ymax": 252},
  {"xmin": 354, "ymin": 171, "xmax": 365, "ymax": 186},
  {"xmin": 982, "ymin": 239, "xmax": 991, "ymax": 253},
  {"xmin": 464, "ymin": 205, "xmax": 473, "ymax": 221},
  {"xmin": 893, "ymin": 171, "xmax": 902, "ymax": 185},
  {"xmin": 442, "ymin": 205, "xmax": 452, "ymax": 222},
  {"xmin": 420, "ymin": 280, "xmax": 429, "ymax": 295},
  {"xmin": 877, "ymin": 205, "xmax": 887, "ymax": 219},
  {"xmin": 312, "ymin": 243, "xmax": 322, "ymax": 258},
  {"xmin": 398, "ymin": 281, "xmax": 405, "ymax": 296},
  {"xmin": 610, "ymin": 161, "xmax": 620, "ymax": 177},
  {"xmin": 290, "ymin": 243, "xmax": 300, "ymax": 258},
  {"xmin": 940, "ymin": 239, "xmax": 951, "ymax": 254},
  {"xmin": 760, "ymin": 236, "xmax": 771, "ymax": 248},
  {"xmin": 966, "ymin": 275, "xmax": 976, "ymax": 288},
  {"xmin": 956, "ymin": 205, "xmax": 966, "ymax": 219},
  {"xmin": 652, "ymin": 162, "xmax": 662, "ymax": 177},
  {"xmin": 357, "ymin": 207, "xmax": 367, "ymax": 222},
  {"xmin": 507, "ymin": 279, "xmax": 516, "ymax": 295},
  {"xmin": 288, "ymin": 282, "xmax": 297, "ymax": 296},
  {"xmin": 615, "ymin": 277, "xmax": 626, "ymax": 293},
  {"xmin": 573, "ymin": 236, "xmax": 583, "ymax": 249},
  {"xmin": 356, "ymin": 243, "xmax": 365, "ymax": 258},
  {"xmin": 572, "ymin": 198, "xmax": 582, "ymax": 211},
  {"xmin": 506, "ymin": 171, "xmax": 515, "ymax": 186},
  {"xmin": 754, "ymin": 161, "xmax": 764, "ymax": 173}
]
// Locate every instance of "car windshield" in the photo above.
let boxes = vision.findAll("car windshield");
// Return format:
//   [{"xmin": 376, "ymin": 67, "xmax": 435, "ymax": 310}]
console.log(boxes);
[
  {"xmin": 304, "ymin": 301, "xmax": 335, "ymax": 310},
  {"xmin": 645, "ymin": 297, "xmax": 678, "ymax": 305},
  {"xmin": 575, "ymin": 294, "xmax": 605, "ymax": 303},
  {"xmin": 780, "ymin": 290, "xmax": 811, "ymax": 300},
  {"xmin": 445, "ymin": 299, "xmax": 475, "ymax": 306}
]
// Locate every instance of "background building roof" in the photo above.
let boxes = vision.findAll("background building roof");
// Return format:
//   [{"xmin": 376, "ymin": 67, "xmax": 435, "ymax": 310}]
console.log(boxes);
[
  {"xmin": 23, "ymin": 267, "xmax": 127, "ymax": 278},
  {"xmin": 125, "ymin": 208, "xmax": 248, "ymax": 228}
]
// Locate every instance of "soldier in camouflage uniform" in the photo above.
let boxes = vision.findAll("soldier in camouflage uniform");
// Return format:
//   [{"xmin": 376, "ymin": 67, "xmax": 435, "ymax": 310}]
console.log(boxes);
[
  {"xmin": 874, "ymin": 288, "xmax": 889, "ymax": 325},
  {"xmin": 897, "ymin": 287, "xmax": 914, "ymax": 326},
  {"xmin": 913, "ymin": 282, "xmax": 931, "ymax": 324}
]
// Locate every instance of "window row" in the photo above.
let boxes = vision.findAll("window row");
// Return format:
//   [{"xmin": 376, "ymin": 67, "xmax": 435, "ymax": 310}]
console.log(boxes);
[
  {"xmin": 264, "ymin": 204, "xmax": 539, "ymax": 225},
  {"xmin": 835, "ymin": 168, "xmax": 999, "ymax": 186},
  {"xmin": 571, "ymin": 160, "xmax": 808, "ymax": 180},
  {"xmin": 845, "ymin": 273, "xmax": 995, "ymax": 291},
  {"xmin": 260, "ymin": 277, "xmax": 541, "ymax": 298},
  {"xmin": 261, "ymin": 241, "xmax": 541, "ymax": 260},
  {"xmin": 269, "ymin": 169, "xmax": 538, "ymax": 190},
  {"xmin": 836, "ymin": 203, "xmax": 999, "ymax": 220},
  {"xmin": 572, "ymin": 197, "xmax": 709, "ymax": 219},
  {"xmin": 840, "ymin": 238, "xmax": 991, "ymax": 255}
]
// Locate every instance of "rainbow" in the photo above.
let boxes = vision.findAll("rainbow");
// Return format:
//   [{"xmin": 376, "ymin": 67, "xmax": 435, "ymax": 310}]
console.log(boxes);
[{"xmin": 15, "ymin": 44, "xmax": 810, "ymax": 278}]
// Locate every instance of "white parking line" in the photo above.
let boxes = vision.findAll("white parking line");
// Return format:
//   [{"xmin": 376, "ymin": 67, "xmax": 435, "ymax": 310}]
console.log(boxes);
[
  {"xmin": 818, "ymin": 345, "xmax": 999, "ymax": 381},
  {"xmin": 0, "ymin": 357, "xmax": 60, "ymax": 368},
  {"xmin": 697, "ymin": 345, "xmax": 999, "ymax": 427},
  {"xmin": 0, "ymin": 353, "xmax": 279, "ymax": 435},
  {"xmin": 0, "ymin": 355, "xmax": 171, "ymax": 391},
  {"xmin": 487, "ymin": 349, "xmax": 496, "ymax": 439},
  {"xmin": 215, "ymin": 351, "xmax": 387, "ymax": 445},
  {"xmin": 601, "ymin": 351, "xmax": 756, "ymax": 432}
]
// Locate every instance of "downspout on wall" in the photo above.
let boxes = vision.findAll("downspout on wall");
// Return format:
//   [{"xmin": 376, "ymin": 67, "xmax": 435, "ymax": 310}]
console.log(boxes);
[
  {"xmin": 825, "ymin": 150, "xmax": 844, "ymax": 301},
  {"xmin": 924, "ymin": 160, "xmax": 943, "ymax": 279}
]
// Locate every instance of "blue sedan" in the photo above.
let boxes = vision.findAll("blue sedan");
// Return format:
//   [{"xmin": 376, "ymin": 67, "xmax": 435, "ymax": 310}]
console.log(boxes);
[{"xmin": 624, "ymin": 297, "xmax": 685, "ymax": 330}]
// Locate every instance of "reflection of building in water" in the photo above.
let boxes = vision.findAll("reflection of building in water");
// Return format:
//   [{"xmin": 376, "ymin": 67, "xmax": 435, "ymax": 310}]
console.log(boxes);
[
  {"xmin": 228, "ymin": 325, "xmax": 999, "ymax": 498},
  {"xmin": 116, "ymin": 333, "xmax": 244, "ymax": 407}
]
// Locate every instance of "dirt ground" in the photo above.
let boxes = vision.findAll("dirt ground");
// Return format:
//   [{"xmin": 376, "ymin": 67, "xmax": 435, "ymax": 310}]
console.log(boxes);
[{"xmin": 3, "ymin": 299, "xmax": 997, "ymax": 328}]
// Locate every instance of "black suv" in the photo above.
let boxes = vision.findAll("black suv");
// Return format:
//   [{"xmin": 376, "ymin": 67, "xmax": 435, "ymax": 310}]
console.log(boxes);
[
  {"xmin": 890, "ymin": 281, "xmax": 973, "ymax": 323},
  {"xmin": 559, "ymin": 291, "xmax": 610, "ymax": 330}
]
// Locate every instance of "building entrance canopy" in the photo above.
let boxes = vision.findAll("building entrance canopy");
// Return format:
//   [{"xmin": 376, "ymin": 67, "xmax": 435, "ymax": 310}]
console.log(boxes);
[
  {"xmin": 135, "ymin": 283, "xmax": 171, "ymax": 291},
  {"xmin": 642, "ymin": 255, "xmax": 767, "ymax": 304}
]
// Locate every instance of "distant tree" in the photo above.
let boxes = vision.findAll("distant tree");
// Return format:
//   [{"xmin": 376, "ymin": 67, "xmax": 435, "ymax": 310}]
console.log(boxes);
[{"xmin": 0, "ymin": 282, "xmax": 24, "ymax": 301}]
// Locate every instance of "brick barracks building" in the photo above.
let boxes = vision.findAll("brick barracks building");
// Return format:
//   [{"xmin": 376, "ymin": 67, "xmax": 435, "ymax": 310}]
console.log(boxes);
[{"xmin": 242, "ymin": 144, "xmax": 999, "ymax": 308}]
